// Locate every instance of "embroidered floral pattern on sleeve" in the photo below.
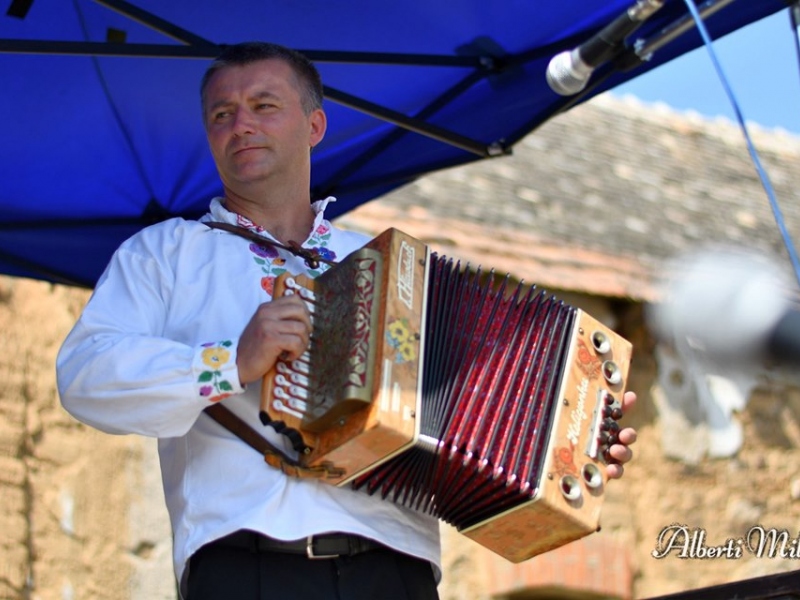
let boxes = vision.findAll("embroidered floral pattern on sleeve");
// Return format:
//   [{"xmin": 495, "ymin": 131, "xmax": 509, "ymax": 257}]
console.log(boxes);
[
  {"xmin": 237, "ymin": 217, "xmax": 339, "ymax": 296},
  {"xmin": 198, "ymin": 341, "xmax": 235, "ymax": 402}
]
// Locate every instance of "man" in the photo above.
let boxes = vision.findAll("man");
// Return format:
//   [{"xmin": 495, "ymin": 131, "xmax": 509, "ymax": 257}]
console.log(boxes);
[{"xmin": 57, "ymin": 42, "xmax": 637, "ymax": 600}]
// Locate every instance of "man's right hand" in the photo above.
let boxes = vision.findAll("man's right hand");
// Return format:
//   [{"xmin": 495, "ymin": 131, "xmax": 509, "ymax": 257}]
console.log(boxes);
[{"xmin": 236, "ymin": 295, "xmax": 312, "ymax": 385}]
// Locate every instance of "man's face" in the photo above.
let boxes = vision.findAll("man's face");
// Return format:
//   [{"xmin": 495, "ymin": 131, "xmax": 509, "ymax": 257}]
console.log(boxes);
[{"xmin": 203, "ymin": 59, "xmax": 325, "ymax": 192}]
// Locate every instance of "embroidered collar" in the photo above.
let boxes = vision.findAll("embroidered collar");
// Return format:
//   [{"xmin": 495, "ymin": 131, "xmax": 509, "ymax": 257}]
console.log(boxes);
[{"xmin": 205, "ymin": 196, "xmax": 336, "ymax": 249}]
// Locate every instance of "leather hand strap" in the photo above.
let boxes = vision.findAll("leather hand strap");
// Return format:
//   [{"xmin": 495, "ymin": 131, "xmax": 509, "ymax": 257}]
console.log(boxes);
[{"xmin": 203, "ymin": 403, "xmax": 344, "ymax": 480}]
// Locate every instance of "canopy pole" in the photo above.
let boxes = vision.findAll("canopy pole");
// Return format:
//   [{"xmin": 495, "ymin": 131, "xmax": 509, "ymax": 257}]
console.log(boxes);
[
  {"xmin": 324, "ymin": 86, "xmax": 506, "ymax": 158},
  {"xmin": 91, "ymin": 0, "xmax": 217, "ymax": 48}
]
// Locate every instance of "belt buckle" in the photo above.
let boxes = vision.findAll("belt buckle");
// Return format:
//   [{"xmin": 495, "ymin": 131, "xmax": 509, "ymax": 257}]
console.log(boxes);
[{"xmin": 306, "ymin": 535, "xmax": 340, "ymax": 559}]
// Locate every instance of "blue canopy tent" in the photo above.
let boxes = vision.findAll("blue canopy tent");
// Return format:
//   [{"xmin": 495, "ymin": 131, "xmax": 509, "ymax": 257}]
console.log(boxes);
[{"xmin": 0, "ymin": 0, "xmax": 792, "ymax": 287}]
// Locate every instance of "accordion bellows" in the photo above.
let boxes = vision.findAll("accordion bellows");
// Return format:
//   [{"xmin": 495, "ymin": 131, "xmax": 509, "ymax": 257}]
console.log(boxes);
[{"xmin": 261, "ymin": 228, "xmax": 632, "ymax": 562}]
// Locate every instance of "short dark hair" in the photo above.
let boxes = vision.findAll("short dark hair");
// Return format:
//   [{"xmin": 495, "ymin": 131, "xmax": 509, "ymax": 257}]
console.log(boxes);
[{"xmin": 200, "ymin": 42, "xmax": 324, "ymax": 116}]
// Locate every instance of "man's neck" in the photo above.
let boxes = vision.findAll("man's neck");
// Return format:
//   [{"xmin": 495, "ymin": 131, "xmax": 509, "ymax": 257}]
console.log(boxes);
[{"xmin": 223, "ymin": 186, "xmax": 316, "ymax": 245}]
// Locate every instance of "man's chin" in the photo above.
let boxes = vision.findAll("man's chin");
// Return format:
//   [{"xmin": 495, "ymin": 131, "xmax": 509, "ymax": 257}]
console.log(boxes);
[{"xmin": 226, "ymin": 160, "xmax": 274, "ymax": 181}]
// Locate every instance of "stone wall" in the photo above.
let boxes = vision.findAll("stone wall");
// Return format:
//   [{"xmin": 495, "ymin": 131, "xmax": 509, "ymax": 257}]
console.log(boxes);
[{"xmin": 0, "ymin": 277, "xmax": 173, "ymax": 600}]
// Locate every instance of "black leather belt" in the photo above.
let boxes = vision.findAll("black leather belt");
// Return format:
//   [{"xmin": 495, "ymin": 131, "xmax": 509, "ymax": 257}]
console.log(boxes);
[{"xmin": 214, "ymin": 529, "xmax": 385, "ymax": 559}]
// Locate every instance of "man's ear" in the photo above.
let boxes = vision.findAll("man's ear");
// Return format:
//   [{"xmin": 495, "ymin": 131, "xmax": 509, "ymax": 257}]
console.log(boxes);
[{"xmin": 309, "ymin": 109, "xmax": 327, "ymax": 149}]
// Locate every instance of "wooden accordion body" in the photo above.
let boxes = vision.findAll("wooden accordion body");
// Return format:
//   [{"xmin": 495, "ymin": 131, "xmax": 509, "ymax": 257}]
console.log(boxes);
[{"xmin": 261, "ymin": 228, "xmax": 632, "ymax": 562}]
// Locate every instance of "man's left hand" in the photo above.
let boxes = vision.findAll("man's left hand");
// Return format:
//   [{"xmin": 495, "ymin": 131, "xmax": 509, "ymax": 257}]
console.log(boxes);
[{"xmin": 605, "ymin": 390, "xmax": 637, "ymax": 480}]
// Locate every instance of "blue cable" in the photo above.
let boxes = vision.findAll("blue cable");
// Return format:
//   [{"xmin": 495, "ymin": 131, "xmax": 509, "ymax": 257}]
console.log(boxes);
[{"xmin": 682, "ymin": 0, "xmax": 800, "ymax": 286}]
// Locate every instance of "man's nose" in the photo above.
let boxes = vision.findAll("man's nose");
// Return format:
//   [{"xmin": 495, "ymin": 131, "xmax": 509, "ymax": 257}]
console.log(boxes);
[{"xmin": 232, "ymin": 109, "xmax": 256, "ymax": 135}]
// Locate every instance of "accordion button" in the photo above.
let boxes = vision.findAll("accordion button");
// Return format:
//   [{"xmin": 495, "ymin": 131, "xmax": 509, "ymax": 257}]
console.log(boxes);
[
  {"xmin": 590, "ymin": 330, "xmax": 611, "ymax": 354},
  {"xmin": 582, "ymin": 464, "xmax": 603, "ymax": 489},
  {"xmin": 602, "ymin": 360, "xmax": 622, "ymax": 385},
  {"xmin": 559, "ymin": 475, "xmax": 582, "ymax": 501}
]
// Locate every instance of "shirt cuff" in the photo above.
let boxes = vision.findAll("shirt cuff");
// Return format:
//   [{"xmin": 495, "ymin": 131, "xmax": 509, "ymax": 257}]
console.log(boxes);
[{"xmin": 193, "ymin": 340, "xmax": 245, "ymax": 402}]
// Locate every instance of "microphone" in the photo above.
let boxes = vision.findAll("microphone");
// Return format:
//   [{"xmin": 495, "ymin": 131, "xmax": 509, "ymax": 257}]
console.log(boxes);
[
  {"xmin": 649, "ymin": 250, "xmax": 800, "ymax": 369},
  {"xmin": 546, "ymin": 0, "xmax": 664, "ymax": 96}
]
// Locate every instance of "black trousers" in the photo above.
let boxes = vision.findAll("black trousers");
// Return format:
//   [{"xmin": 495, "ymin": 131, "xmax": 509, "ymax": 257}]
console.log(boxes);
[{"xmin": 187, "ymin": 534, "xmax": 440, "ymax": 600}]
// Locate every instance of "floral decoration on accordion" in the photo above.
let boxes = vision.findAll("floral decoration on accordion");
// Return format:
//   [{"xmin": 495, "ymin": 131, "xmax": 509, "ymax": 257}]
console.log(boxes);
[
  {"xmin": 197, "ymin": 341, "xmax": 235, "ymax": 402},
  {"xmin": 552, "ymin": 445, "xmax": 579, "ymax": 478},
  {"xmin": 386, "ymin": 317, "xmax": 418, "ymax": 363},
  {"xmin": 576, "ymin": 338, "xmax": 602, "ymax": 379}
]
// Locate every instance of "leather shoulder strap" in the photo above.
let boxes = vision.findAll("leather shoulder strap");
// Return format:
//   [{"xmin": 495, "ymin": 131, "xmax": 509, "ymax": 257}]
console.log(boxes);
[{"xmin": 205, "ymin": 221, "xmax": 335, "ymax": 269}]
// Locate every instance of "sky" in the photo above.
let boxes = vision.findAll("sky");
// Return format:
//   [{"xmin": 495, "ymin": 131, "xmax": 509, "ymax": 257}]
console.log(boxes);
[{"xmin": 610, "ymin": 8, "xmax": 800, "ymax": 135}]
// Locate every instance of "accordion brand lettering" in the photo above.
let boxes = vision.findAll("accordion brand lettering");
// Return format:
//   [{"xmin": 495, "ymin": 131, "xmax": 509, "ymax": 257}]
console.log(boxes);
[
  {"xmin": 397, "ymin": 241, "xmax": 415, "ymax": 310},
  {"xmin": 567, "ymin": 378, "xmax": 589, "ymax": 446}
]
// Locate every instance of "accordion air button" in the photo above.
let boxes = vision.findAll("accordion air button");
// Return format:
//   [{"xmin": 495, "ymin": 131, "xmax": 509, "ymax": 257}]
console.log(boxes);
[
  {"xmin": 559, "ymin": 475, "xmax": 582, "ymax": 502},
  {"xmin": 601, "ymin": 360, "xmax": 622, "ymax": 385},
  {"xmin": 582, "ymin": 464, "xmax": 603, "ymax": 489},
  {"xmin": 590, "ymin": 330, "xmax": 611, "ymax": 354}
]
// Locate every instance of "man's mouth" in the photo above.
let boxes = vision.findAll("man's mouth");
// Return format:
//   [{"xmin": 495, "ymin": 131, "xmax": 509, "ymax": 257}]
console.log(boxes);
[{"xmin": 233, "ymin": 146, "xmax": 262, "ymax": 155}]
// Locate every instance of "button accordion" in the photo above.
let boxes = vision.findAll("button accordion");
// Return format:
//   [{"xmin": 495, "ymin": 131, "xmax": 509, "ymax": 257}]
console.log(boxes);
[{"xmin": 260, "ymin": 228, "xmax": 632, "ymax": 562}]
